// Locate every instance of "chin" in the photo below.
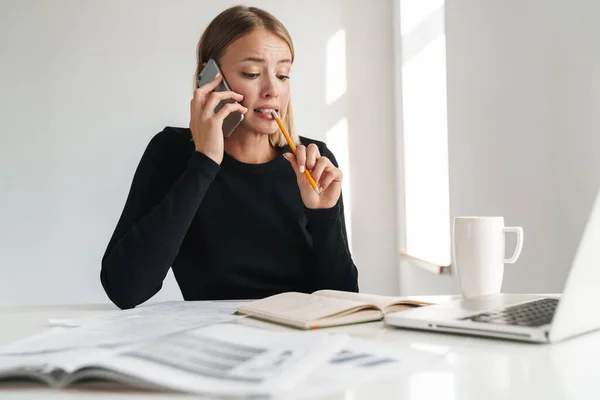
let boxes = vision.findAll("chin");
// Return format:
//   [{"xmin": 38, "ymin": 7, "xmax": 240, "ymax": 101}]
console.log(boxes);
[{"xmin": 243, "ymin": 118, "xmax": 279, "ymax": 136}]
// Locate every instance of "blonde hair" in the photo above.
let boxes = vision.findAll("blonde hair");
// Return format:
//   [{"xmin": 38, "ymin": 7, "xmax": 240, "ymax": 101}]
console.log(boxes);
[{"xmin": 194, "ymin": 6, "xmax": 299, "ymax": 147}]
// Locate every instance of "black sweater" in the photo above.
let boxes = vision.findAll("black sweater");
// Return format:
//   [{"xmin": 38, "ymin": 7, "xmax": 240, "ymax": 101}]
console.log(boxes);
[{"xmin": 100, "ymin": 127, "xmax": 358, "ymax": 309}]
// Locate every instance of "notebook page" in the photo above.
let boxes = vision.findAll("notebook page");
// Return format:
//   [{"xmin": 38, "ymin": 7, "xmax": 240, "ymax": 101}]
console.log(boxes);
[
  {"xmin": 238, "ymin": 292, "xmax": 374, "ymax": 322},
  {"xmin": 312, "ymin": 290, "xmax": 431, "ymax": 310}
]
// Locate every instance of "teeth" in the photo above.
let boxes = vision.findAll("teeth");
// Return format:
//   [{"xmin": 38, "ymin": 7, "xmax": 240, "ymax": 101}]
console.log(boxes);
[{"xmin": 256, "ymin": 108, "xmax": 275, "ymax": 114}]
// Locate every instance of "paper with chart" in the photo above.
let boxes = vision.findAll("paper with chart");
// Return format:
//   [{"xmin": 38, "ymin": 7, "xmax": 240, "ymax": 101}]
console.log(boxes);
[
  {"xmin": 0, "ymin": 301, "xmax": 248, "ymax": 355},
  {"xmin": 48, "ymin": 300, "xmax": 249, "ymax": 327},
  {"xmin": 82, "ymin": 323, "xmax": 350, "ymax": 396},
  {"xmin": 296, "ymin": 337, "xmax": 447, "ymax": 398}
]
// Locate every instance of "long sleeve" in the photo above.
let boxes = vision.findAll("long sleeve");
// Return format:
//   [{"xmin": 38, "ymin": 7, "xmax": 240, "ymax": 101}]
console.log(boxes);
[
  {"xmin": 101, "ymin": 130, "xmax": 219, "ymax": 309},
  {"xmin": 304, "ymin": 145, "xmax": 359, "ymax": 292}
]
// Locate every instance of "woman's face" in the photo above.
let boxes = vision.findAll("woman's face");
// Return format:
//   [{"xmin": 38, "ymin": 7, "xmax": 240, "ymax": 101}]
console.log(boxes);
[{"xmin": 219, "ymin": 29, "xmax": 292, "ymax": 136}]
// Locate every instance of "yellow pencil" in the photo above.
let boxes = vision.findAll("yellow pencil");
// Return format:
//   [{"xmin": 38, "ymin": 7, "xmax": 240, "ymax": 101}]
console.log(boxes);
[{"xmin": 271, "ymin": 110, "xmax": 320, "ymax": 195}]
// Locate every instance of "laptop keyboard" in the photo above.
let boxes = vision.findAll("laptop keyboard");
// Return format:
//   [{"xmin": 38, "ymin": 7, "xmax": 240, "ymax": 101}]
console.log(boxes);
[{"xmin": 459, "ymin": 298, "xmax": 559, "ymax": 327}]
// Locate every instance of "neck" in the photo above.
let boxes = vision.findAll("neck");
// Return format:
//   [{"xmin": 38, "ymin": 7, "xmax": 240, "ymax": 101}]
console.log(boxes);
[{"xmin": 224, "ymin": 129, "xmax": 279, "ymax": 164}]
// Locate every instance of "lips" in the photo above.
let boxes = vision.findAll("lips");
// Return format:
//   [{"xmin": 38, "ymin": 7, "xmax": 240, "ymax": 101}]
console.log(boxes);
[
  {"xmin": 253, "ymin": 107, "xmax": 279, "ymax": 120},
  {"xmin": 254, "ymin": 107, "xmax": 278, "ymax": 113}
]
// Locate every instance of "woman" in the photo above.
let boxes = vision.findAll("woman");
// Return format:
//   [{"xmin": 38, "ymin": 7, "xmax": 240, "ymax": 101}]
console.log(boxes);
[{"xmin": 101, "ymin": 5, "xmax": 358, "ymax": 309}]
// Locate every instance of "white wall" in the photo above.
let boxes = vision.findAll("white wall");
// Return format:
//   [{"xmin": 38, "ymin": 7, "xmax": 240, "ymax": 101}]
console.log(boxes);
[
  {"xmin": 7, "ymin": 0, "xmax": 592, "ymax": 305},
  {"xmin": 401, "ymin": 0, "xmax": 600, "ymax": 295},
  {"xmin": 0, "ymin": 0, "xmax": 399, "ymax": 306},
  {"xmin": 554, "ymin": 0, "xmax": 600, "ymax": 290}
]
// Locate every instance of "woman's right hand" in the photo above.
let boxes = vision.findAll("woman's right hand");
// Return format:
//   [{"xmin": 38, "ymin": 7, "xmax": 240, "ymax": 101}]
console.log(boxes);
[{"xmin": 189, "ymin": 73, "xmax": 247, "ymax": 165}]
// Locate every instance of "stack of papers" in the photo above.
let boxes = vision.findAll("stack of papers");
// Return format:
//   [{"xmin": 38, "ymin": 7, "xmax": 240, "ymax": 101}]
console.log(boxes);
[
  {"xmin": 0, "ymin": 324, "xmax": 350, "ymax": 397},
  {"xmin": 0, "ymin": 301, "xmax": 249, "ymax": 354},
  {"xmin": 0, "ymin": 300, "xmax": 447, "ymax": 397}
]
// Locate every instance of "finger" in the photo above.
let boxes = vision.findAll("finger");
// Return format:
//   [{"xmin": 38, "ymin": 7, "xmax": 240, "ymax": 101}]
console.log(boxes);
[
  {"xmin": 319, "ymin": 167, "xmax": 343, "ymax": 193},
  {"xmin": 190, "ymin": 97, "xmax": 204, "ymax": 127},
  {"xmin": 192, "ymin": 74, "xmax": 223, "ymax": 109},
  {"xmin": 214, "ymin": 102, "xmax": 248, "ymax": 123},
  {"xmin": 311, "ymin": 156, "xmax": 331, "ymax": 185},
  {"xmin": 190, "ymin": 91, "xmax": 205, "ymax": 113},
  {"xmin": 305, "ymin": 144, "xmax": 320, "ymax": 171},
  {"xmin": 282, "ymin": 152, "xmax": 301, "ymax": 179},
  {"xmin": 296, "ymin": 145, "xmax": 307, "ymax": 173},
  {"xmin": 195, "ymin": 73, "xmax": 223, "ymax": 98},
  {"xmin": 202, "ymin": 91, "xmax": 244, "ymax": 118}
]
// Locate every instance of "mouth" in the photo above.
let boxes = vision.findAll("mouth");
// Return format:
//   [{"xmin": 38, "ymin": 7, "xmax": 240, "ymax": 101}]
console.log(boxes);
[{"xmin": 253, "ymin": 108, "xmax": 279, "ymax": 120}]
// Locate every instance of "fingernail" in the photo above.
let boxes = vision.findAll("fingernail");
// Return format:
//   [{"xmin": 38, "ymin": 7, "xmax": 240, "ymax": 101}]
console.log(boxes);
[
  {"xmin": 299, "ymin": 166, "xmax": 305, "ymax": 173},
  {"xmin": 215, "ymin": 73, "xmax": 221, "ymax": 78}
]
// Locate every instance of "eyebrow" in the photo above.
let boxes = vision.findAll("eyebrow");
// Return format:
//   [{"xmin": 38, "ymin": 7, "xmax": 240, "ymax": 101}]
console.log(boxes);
[{"xmin": 238, "ymin": 56, "xmax": 292, "ymax": 65}]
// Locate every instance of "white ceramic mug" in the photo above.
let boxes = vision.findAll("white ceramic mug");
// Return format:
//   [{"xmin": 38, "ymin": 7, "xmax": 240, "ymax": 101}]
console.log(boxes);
[{"xmin": 452, "ymin": 217, "xmax": 524, "ymax": 299}]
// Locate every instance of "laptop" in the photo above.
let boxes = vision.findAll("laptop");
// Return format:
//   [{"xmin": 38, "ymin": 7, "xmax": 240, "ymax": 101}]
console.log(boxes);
[{"xmin": 385, "ymin": 193, "xmax": 600, "ymax": 343}]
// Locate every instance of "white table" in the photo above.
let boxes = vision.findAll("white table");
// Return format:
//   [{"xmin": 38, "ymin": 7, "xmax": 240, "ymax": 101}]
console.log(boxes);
[{"xmin": 1, "ymin": 299, "xmax": 599, "ymax": 399}]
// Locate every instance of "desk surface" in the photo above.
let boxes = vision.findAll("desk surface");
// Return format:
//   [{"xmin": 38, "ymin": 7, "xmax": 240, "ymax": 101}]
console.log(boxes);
[{"xmin": 1, "ymin": 300, "xmax": 599, "ymax": 400}]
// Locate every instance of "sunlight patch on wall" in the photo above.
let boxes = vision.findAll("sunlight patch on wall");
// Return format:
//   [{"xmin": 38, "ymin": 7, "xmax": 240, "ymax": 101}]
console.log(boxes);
[
  {"xmin": 326, "ymin": 118, "xmax": 352, "ymax": 250},
  {"xmin": 326, "ymin": 30, "xmax": 347, "ymax": 105}
]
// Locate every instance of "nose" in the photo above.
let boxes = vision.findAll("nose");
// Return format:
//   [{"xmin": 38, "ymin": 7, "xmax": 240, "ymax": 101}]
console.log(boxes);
[{"xmin": 262, "ymin": 74, "xmax": 279, "ymax": 99}]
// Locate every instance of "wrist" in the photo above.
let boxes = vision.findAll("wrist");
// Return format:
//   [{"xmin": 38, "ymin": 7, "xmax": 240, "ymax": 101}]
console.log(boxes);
[{"xmin": 195, "ymin": 148, "xmax": 223, "ymax": 165}]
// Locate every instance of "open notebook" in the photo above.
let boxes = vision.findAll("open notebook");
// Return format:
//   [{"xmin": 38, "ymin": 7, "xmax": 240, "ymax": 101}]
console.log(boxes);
[{"xmin": 237, "ymin": 290, "xmax": 433, "ymax": 329}]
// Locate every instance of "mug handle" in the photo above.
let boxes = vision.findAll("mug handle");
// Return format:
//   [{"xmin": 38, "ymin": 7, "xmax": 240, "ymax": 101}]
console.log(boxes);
[{"xmin": 503, "ymin": 226, "xmax": 524, "ymax": 263}]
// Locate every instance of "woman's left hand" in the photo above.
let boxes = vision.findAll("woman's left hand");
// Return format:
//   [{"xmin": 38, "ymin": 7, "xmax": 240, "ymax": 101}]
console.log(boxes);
[{"xmin": 283, "ymin": 144, "xmax": 342, "ymax": 209}]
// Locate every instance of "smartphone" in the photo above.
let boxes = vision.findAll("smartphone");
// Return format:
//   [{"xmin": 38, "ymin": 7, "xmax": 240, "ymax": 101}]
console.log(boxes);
[{"xmin": 197, "ymin": 59, "xmax": 244, "ymax": 137}]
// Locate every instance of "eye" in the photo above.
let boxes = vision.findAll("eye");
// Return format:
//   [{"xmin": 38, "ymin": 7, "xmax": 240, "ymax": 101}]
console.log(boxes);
[
  {"xmin": 277, "ymin": 75, "xmax": 290, "ymax": 81},
  {"xmin": 242, "ymin": 73, "xmax": 259, "ymax": 79}
]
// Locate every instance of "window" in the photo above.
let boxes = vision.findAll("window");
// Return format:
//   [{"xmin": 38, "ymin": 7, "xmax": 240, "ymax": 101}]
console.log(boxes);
[{"xmin": 395, "ymin": 0, "xmax": 451, "ymax": 271}]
